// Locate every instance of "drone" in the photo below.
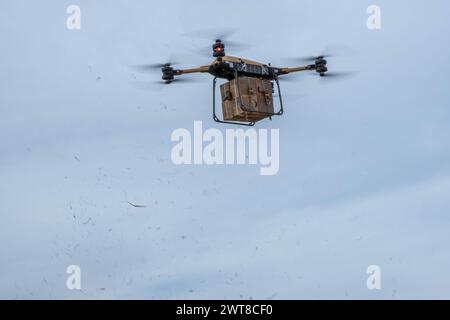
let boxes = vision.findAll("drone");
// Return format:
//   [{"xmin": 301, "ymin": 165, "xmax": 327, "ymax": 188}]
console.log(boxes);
[{"xmin": 137, "ymin": 37, "xmax": 350, "ymax": 126}]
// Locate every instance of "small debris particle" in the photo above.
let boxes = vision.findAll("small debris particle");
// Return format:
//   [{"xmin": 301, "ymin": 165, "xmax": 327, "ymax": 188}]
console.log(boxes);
[{"xmin": 127, "ymin": 201, "xmax": 146, "ymax": 208}]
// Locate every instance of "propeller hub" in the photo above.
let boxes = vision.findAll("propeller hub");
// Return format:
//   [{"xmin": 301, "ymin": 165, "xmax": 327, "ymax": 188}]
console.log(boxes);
[
  {"xmin": 314, "ymin": 56, "xmax": 327, "ymax": 75},
  {"xmin": 213, "ymin": 40, "xmax": 225, "ymax": 58},
  {"xmin": 161, "ymin": 64, "xmax": 174, "ymax": 82}
]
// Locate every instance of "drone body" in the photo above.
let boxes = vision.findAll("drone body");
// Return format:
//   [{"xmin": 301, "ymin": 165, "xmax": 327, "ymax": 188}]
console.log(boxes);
[{"xmin": 155, "ymin": 39, "xmax": 331, "ymax": 126}]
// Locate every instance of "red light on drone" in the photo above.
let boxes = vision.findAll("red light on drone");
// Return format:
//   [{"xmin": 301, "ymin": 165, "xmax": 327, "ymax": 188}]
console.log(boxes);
[{"xmin": 213, "ymin": 42, "xmax": 225, "ymax": 57}]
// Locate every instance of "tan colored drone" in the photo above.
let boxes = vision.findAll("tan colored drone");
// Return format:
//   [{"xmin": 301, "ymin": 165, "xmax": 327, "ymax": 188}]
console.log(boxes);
[{"xmin": 138, "ymin": 38, "xmax": 347, "ymax": 126}]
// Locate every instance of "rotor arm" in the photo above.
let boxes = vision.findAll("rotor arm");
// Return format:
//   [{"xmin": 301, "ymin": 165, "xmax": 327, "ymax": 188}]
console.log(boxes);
[
  {"xmin": 162, "ymin": 64, "xmax": 210, "ymax": 83},
  {"xmin": 174, "ymin": 65, "xmax": 210, "ymax": 75},
  {"xmin": 277, "ymin": 65, "xmax": 315, "ymax": 75},
  {"xmin": 274, "ymin": 56, "xmax": 328, "ymax": 77}
]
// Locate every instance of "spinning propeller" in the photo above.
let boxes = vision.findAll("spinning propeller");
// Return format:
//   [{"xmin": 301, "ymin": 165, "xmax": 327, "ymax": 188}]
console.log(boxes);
[{"xmin": 184, "ymin": 28, "xmax": 250, "ymax": 58}]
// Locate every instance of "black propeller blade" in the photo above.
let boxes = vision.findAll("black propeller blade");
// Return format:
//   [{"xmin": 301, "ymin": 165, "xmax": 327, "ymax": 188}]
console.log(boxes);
[
  {"xmin": 285, "ymin": 55, "xmax": 331, "ymax": 65},
  {"xmin": 129, "ymin": 76, "xmax": 202, "ymax": 90},
  {"xmin": 320, "ymin": 71, "xmax": 354, "ymax": 77},
  {"xmin": 131, "ymin": 62, "xmax": 180, "ymax": 73},
  {"xmin": 160, "ymin": 77, "xmax": 202, "ymax": 84},
  {"xmin": 307, "ymin": 71, "xmax": 358, "ymax": 83},
  {"xmin": 315, "ymin": 71, "xmax": 357, "ymax": 79},
  {"xmin": 278, "ymin": 70, "xmax": 357, "ymax": 83}
]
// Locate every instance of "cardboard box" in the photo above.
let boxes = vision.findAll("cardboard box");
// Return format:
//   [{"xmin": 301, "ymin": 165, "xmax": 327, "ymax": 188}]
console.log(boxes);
[{"xmin": 220, "ymin": 77, "xmax": 274, "ymax": 122}]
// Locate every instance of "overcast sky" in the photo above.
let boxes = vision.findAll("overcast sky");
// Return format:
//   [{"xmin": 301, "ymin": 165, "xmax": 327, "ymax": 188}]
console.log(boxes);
[{"xmin": 1, "ymin": 0, "xmax": 450, "ymax": 299}]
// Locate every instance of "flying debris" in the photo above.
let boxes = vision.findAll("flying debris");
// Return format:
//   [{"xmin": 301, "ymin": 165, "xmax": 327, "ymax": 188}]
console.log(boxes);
[{"xmin": 127, "ymin": 201, "xmax": 147, "ymax": 208}]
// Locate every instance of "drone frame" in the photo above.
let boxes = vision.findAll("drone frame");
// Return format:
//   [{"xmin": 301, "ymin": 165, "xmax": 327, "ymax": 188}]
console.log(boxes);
[{"xmin": 161, "ymin": 51, "xmax": 328, "ymax": 126}]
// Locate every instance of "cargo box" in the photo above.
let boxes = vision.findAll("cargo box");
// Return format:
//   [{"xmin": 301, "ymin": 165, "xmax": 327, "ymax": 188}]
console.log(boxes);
[{"xmin": 220, "ymin": 77, "xmax": 274, "ymax": 122}]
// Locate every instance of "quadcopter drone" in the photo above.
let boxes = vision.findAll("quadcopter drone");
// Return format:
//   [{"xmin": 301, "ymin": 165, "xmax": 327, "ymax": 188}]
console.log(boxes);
[{"xmin": 138, "ymin": 38, "xmax": 349, "ymax": 126}]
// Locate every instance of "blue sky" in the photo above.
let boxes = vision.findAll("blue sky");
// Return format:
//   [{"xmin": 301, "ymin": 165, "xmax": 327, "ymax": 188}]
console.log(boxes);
[{"xmin": 1, "ymin": 0, "xmax": 450, "ymax": 299}]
